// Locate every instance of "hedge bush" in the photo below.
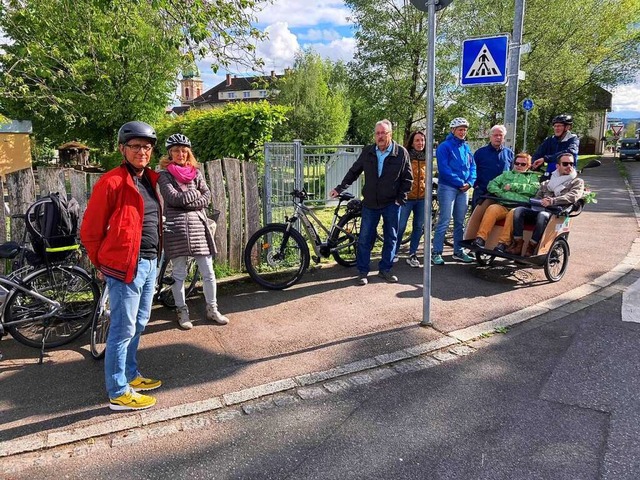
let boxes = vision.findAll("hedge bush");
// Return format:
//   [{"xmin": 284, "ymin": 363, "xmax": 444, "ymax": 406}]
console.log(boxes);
[{"xmin": 155, "ymin": 101, "xmax": 290, "ymax": 166}]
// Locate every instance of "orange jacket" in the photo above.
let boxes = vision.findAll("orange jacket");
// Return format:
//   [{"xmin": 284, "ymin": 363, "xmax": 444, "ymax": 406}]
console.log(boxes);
[
  {"xmin": 80, "ymin": 165, "xmax": 161, "ymax": 283},
  {"xmin": 407, "ymin": 157, "xmax": 426, "ymax": 200}
]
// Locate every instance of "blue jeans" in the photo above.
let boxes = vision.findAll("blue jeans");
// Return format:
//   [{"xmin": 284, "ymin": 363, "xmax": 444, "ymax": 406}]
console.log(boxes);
[
  {"xmin": 397, "ymin": 199, "xmax": 425, "ymax": 256},
  {"xmin": 432, "ymin": 183, "xmax": 469, "ymax": 255},
  {"xmin": 104, "ymin": 258, "xmax": 157, "ymax": 399},
  {"xmin": 512, "ymin": 207, "xmax": 552, "ymax": 243},
  {"xmin": 358, "ymin": 203, "xmax": 400, "ymax": 274}
]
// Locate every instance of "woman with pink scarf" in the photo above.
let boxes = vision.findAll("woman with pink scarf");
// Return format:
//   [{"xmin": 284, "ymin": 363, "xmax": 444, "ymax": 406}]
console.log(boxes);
[{"xmin": 158, "ymin": 134, "xmax": 228, "ymax": 329}]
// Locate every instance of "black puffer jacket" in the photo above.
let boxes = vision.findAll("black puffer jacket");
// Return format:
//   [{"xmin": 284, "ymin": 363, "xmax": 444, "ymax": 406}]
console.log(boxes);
[{"xmin": 335, "ymin": 142, "xmax": 413, "ymax": 209}]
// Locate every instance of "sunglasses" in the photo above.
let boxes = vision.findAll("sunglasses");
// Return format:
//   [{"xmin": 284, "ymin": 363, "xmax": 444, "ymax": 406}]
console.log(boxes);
[
  {"xmin": 560, "ymin": 161, "xmax": 574, "ymax": 167},
  {"xmin": 514, "ymin": 161, "xmax": 528, "ymax": 167}
]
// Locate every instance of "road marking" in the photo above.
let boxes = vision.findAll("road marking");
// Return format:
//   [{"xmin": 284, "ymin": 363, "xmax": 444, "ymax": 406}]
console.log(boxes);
[{"xmin": 622, "ymin": 277, "xmax": 640, "ymax": 323}]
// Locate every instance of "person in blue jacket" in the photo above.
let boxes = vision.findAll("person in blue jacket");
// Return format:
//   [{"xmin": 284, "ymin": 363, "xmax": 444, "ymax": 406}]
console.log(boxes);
[
  {"xmin": 472, "ymin": 124, "xmax": 514, "ymax": 208},
  {"xmin": 432, "ymin": 117, "xmax": 476, "ymax": 265},
  {"xmin": 531, "ymin": 114, "xmax": 579, "ymax": 181}
]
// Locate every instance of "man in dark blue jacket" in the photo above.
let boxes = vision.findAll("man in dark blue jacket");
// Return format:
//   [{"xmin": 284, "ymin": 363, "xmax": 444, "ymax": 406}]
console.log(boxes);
[
  {"xmin": 531, "ymin": 114, "xmax": 579, "ymax": 181},
  {"xmin": 331, "ymin": 119, "xmax": 412, "ymax": 285},
  {"xmin": 472, "ymin": 124, "xmax": 514, "ymax": 208}
]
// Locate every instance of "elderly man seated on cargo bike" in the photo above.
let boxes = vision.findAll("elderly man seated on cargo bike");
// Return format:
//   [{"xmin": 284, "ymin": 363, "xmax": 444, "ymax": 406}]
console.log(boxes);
[
  {"xmin": 506, "ymin": 152, "xmax": 584, "ymax": 257},
  {"xmin": 471, "ymin": 152, "xmax": 540, "ymax": 250}
]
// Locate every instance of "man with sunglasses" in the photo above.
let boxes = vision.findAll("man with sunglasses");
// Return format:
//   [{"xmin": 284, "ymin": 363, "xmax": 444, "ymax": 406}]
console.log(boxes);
[
  {"xmin": 81, "ymin": 121, "xmax": 163, "ymax": 411},
  {"xmin": 507, "ymin": 153, "xmax": 584, "ymax": 257}
]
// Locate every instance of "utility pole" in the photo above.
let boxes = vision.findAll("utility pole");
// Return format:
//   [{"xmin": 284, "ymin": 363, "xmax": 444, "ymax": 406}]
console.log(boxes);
[{"xmin": 503, "ymin": 0, "xmax": 525, "ymax": 148}]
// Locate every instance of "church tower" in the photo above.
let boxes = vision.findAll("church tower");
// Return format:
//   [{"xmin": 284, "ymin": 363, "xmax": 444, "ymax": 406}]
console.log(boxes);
[{"xmin": 180, "ymin": 64, "xmax": 203, "ymax": 104}]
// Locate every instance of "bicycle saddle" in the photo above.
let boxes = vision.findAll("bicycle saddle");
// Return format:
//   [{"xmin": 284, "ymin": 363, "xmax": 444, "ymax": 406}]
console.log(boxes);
[
  {"xmin": 0, "ymin": 241, "xmax": 20, "ymax": 259},
  {"xmin": 338, "ymin": 192, "xmax": 355, "ymax": 201}
]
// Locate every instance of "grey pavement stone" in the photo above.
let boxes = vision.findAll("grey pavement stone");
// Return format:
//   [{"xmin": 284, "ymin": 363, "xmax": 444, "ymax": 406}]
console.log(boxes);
[
  {"xmin": 0, "ymin": 434, "xmax": 46, "ymax": 457},
  {"xmin": 323, "ymin": 379, "xmax": 352, "ymax": 393},
  {"xmin": 374, "ymin": 349, "xmax": 414, "ymax": 365},
  {"xmin": 272, "ymin": 393, "xmax": 298, "ymax": 407},
  {"xmin": 392, "ymin": 356, "xmax": 440, "ymax": 374},
  {"xmin": 365, "ymin": 367, "xmax": 397, "ymax": 383},
  {"xmin": 110, "ymin": 429, "xmax": 148, "ymax": 448},
  {"xmin": 449, "ymin": 345, "xmax": 475, "ymax": 356},
  {"xmin": 223, "ymin": 378, "xmax": 297, "ymax": 405},
  {"xmin": 432, "ymin": 351, "xmax": 457, "ymax": 362},
  {"xmin": 296, "ymin": 386, "xmax": 329, "ymax": 400},
  {"xmin": 213, "ymin": 409, "xmax": 243, "ymax": 422},
  {"xmin": 181, "ymin": 415, "xmax": 213, "ymax": 431},
  {"xmin": 295, "ymin": 358, "xmax": 379, "ymax": 386},
  {"xmin": 141, "ymin": 397, "xmax": 223, "ymax": 425},
  {"xmin": 47, "ymin": 414, "xmax": 141, "ymax": 447},
  {"xmin": 590, "ymin": 270, "xmax": 628, "ymax": 287},
  {"xmin": 405, "ymin": 337, "xmax": 459, "ymax": 356},
  {"xmin": 242, "ymin": 399, "xmax": 276, "ymax": 415}
]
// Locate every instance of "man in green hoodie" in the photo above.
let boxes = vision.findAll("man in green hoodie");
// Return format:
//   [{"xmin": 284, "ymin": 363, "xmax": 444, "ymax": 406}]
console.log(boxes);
[{"xmin": 471, "ymin": 152, "xmax": 539, "ymax": 250}]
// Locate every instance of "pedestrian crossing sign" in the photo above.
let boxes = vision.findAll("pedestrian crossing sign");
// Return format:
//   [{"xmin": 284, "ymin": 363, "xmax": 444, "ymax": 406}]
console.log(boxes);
[{"xmin": 460, "ymin": 35, "xmax": 509, "ymax": 86}]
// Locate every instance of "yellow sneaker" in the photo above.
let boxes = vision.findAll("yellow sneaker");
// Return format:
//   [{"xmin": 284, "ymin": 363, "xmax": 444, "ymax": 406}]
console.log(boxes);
[
  {"xmin": 109, "ymin": 390, "xmax": 156, "ymax": 411},
  {"xmin": 129, "ymin": 376, "xmax": 162, "ymax": 391}
]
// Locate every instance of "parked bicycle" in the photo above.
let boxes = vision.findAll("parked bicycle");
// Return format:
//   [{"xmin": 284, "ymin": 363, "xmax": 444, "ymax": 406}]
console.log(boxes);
[
  {"xmin": 243, "ymin": 189, "xmax": 361, "ymax": 290},
  {"xmin": 0, "ymin": 196, "xmax": 99, "ymax": 362},
  {"xmin": 89, "ymin": 252, "xmax": 199, "ymax": 359}
]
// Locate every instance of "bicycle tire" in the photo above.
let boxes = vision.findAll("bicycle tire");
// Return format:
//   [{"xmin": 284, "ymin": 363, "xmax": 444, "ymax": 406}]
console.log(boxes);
[
  {"xmin": 158, "ymin": 257, "xmax": 200, "ymax": 309},
  {"xmin": 90, "ymin": 285, "xmax": 110, "ymax": 359},
  {"xmin": 243, "ymin": 224, "xmax": 310, "ymax": 290},
  {"xmin": 5, "ymin": 265, "xmax": 99, "ymax": 349},
  {"xmin": 331, "ymin": 212, "xmax": 360, "ymax": 267}
]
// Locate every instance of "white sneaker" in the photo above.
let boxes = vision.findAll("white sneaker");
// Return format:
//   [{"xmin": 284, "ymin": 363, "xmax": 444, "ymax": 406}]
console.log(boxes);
[
  {"xmin": 176, "ymin": 306, "xmax": 193, "ymax": 330},
  {"xmin": 406, "ymin": 254, "xmax": 420, "ymax": 268},
  {"xmin": 392, "ymin": 255, "xmax": 399, "ymax": 263},
  {"xmin": 206, "ymin": 304, "xmax": 229, "ymax": 325}
]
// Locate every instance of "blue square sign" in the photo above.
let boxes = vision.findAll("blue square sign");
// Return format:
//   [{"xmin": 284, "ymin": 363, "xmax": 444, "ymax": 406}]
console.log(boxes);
[{"xmin": 460, "ymin": 35, "xmax": 509, "ymax": 87}]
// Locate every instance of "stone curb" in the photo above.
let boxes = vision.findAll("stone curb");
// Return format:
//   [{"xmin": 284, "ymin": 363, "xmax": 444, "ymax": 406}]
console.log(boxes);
[{"xmin": 2, "ymin": 167, "xmax": 639, "ymax": 460}]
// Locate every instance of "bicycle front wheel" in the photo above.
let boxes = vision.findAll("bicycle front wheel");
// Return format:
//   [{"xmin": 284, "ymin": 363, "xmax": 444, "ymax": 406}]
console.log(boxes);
[
  {"xmin": 6, "ymin": 266, "xmax": 99, "ymax": 349},
  {"xmin": 158, "ymin": 257, "xmax": 200, "ymax": 309},
  {"xmin": 90, "ymin": 284, "xmax": 110, "ymax": 359},
  {"xmin": 243, "ymin": 224, "xmax": 310, "ymax": 290},
  {"xmin": 331, "ymin": 212, "xmax": 361, "ymax": 267}
]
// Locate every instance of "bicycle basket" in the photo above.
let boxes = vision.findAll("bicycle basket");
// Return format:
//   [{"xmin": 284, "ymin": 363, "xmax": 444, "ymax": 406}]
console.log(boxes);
[
  {"xmin": 346, "ymin": 199, "xmax": 362, "ymax": 215},
  {"xmin": 25, "ymin": 194, "xmax": 80, "ymax": 264}
]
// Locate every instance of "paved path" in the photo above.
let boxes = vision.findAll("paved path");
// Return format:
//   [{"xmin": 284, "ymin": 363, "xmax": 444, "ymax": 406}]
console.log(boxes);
[{"xmin": 1, "ymin": 155, "xmax": 639, "ymax": 466}]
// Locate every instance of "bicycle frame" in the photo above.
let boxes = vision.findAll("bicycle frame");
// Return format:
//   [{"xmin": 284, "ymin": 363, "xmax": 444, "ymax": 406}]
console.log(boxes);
[{"xmin": 0, "ymin": 274, "xmax": 61, "ymax": 331}]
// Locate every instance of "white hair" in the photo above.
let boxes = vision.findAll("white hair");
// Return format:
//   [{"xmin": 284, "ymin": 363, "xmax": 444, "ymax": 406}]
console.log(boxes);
[
  {"xmin": 375, "ymin": 119, "xmax": 393, "ymax": 133},
  {"xmin": 490, "ymin": 124, "xmax": 507, "ymax": 135}
]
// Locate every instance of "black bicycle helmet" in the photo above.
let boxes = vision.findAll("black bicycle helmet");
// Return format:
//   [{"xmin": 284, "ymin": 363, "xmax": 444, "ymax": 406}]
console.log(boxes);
[
  {"xmin": 165, "ymin": 133, "xmax": 191, "ymax": 149},
  {"xmin": 117, "ymin": 121, "xmax": 157, "ymax": 145},
  {"xmin": 551, "ymin": 114, "xmax": 573, "ymax": 126}
]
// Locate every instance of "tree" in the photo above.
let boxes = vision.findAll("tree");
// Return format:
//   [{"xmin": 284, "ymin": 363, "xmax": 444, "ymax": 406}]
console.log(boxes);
[
  {"xmin": 274, "ymin": 51, "xmax": 351, "ymax": 145},
  {"xmin": 0, "ymin": 0, "xmax": 266, "ymax": 150},
  {"xmin": 345, "ymin": 0, "xmax": 640, "ymax": 147}
]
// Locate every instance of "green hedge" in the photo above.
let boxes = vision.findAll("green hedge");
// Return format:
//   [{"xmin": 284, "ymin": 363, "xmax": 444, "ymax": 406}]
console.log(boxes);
[{"xmin": 155, "ymin": 101, "xmax": 290, "ymax": 166}]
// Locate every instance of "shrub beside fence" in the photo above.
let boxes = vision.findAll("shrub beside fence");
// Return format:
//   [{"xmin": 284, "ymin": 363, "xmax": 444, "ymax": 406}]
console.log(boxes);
[{"xmin": 0, "ymin": 159, "xmax": 259, "ymax": 274}]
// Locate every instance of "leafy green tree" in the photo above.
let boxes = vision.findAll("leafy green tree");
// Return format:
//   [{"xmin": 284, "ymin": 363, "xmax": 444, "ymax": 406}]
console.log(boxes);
[
  {"xmin": 0, "ymin": 0, "xmax": 265, "ymax": 150},
  {"xmin": 274, "ymin": 50, "xmax": 351, "ymax": 145}
]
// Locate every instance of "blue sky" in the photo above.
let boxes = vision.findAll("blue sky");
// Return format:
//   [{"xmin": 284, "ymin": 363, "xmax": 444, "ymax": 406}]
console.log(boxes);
[{"xmin": 190, "ymin": 0, "xmax": 640, "ymax": 120}]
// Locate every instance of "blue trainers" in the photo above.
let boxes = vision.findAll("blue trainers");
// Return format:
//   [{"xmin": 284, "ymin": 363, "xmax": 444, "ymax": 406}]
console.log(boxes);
[
  {"xmin": 431, "ymin": 254, "xmax": 444, "ymax": 265},
  {"xmin": 452, "ymin": 251, "xmax": 474, "ymax": 263}
]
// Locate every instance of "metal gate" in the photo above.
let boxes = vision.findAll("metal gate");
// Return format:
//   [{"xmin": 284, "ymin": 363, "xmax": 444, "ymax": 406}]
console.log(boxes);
[{"xmin": 263, "ymin": 141, "xmax": 363, "ymax": 224}]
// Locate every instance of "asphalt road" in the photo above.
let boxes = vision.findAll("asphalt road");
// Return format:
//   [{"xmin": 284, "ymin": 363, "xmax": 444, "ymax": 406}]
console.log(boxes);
[{"xmin": 10, "ymin": 290, "xmax": 640, "ymax": 480}]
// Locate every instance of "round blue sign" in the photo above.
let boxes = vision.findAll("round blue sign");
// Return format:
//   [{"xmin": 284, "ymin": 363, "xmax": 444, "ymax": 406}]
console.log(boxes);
[{"xmin": 523, "ymin": 98, "xmax": 534, "ymax": 111}]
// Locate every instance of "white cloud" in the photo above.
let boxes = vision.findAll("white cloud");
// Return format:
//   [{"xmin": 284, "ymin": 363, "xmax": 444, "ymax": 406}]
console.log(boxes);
[
  {"xmin": 256, "ymin": 22, "xmax": 300, "ymax": 70},
  {"xmin": 298, "ymin": 28, "xmax": 342, "ymax": 42},
  {"xmin": 303, "ymin": 37, "xmax": 356, "ymax": 63},
  {"xmin": 611, "ymin": 80, "xmax": 640, "ymax": 113},
  {"xmin": 257, "ymin": 0, "xmax": 351, "ymax": 28}
]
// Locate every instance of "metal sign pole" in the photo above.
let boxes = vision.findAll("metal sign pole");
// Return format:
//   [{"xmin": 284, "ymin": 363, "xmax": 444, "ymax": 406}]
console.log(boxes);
[
  {"xmin": 523, "ymin": 110, "xmax": 529, "ymax": 152},
  {"xmin": 503, "ymin": 0, "xmax": 525, "ymax": 149},
  {"xmin": 420, "ymin": 0, "xmax": 437, "ymax": 327}
]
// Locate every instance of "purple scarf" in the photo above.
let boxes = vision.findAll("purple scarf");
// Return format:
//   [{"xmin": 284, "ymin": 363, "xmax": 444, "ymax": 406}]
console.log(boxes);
[{"xmin": 167, "ymin": 163, "xmax": 198, "ymax": 184}]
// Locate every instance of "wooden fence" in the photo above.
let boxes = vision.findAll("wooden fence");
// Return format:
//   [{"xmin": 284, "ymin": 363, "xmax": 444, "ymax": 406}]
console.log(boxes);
[{"xmin": 0, "ymin": 158, "xmax": 260, "ymax": 273}]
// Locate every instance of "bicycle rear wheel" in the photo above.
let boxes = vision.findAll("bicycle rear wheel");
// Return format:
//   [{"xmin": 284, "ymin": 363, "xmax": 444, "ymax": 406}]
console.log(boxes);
[
  {"xmin": 90, "ymin": 284, "xmax": 110, "ymax": 359},
  {"xmin": 243, "ymin": 224, "xmax": 310, "ymax": 290},
  {"xmin": 158, "ymin": 257, "xmax": 200, "ymax": 309},
  {"xmin": 331, "ymin": 212, "xmax": 360, "ymax": 267},
  {"xmin": 5, "ymin": 265, "xmax": 99, "ymax": 349}
]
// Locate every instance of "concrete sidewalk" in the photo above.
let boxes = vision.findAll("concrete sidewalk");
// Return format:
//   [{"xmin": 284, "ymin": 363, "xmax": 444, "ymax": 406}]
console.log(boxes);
[{"xmin": 1, "ymin": 155, "xmax": 639, "ymax": 461}]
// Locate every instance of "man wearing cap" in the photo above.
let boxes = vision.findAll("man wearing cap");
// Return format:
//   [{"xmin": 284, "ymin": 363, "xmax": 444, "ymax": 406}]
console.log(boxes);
[{"xmin": 531, "ymin": 114, "xmax": 579, "ymax": 181}]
